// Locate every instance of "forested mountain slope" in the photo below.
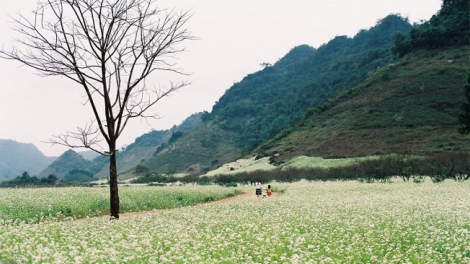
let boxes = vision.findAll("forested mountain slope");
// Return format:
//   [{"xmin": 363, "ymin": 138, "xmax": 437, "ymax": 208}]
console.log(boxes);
[
  {"xmin": 142, "ymin": 15, "xmax": 413, "ymax": 174},
  {"xmin": 259, "ymin": 0, "xmax": 470, "ymax": 162},
  {"xmin": 259, "ymin": 46, "xmax": 469, "ymax": 162},
  {"xmin": 205, "ymin": 14, "xmax": 412, "ymax": 151},
  {"xmin": 39, "ymin": 149, "xmax": 90, "ymax": 180}
]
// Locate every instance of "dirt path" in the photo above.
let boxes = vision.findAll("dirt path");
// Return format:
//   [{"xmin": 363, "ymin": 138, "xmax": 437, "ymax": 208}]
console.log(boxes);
[
  {"xmin": 213, "ymin": 190, "xmax": 279, "ymax": 204},
  {"xmin": 99, "ymin": 190, "xmax": 280, "ymax": 220}
]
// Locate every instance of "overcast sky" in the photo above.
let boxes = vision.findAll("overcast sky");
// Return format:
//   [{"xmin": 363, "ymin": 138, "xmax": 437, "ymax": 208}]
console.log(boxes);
[{"xmin": 0, "ymin": 0, "xmax": 442, "ymax": 157}]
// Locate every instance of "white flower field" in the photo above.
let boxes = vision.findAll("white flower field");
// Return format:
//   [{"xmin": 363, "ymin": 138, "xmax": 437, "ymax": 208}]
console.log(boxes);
[{"xmin": 1, "ymin": 180, "xmax": 469, "ymax": 263}]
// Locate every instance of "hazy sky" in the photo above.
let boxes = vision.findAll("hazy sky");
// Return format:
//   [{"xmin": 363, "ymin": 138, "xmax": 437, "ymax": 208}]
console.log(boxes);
[{"xmin": 0, "ymin": 0, "xmax": 442, "ymax": 157}]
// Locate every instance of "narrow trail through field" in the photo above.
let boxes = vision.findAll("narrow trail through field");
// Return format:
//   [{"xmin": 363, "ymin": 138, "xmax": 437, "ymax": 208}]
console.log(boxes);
[{"xmin": 105, "ymin": 190, "xmax": 280, "ymax": 221}]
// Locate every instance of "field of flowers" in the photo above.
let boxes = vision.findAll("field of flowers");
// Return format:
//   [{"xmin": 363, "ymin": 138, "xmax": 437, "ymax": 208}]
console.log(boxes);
[
  {"xmin": 0, "ymin": 185, "xmax": 241, "ymax": 223},
  {"xmin": 1, "ymin": 180, "xmax": 470, "ymax": 263}
]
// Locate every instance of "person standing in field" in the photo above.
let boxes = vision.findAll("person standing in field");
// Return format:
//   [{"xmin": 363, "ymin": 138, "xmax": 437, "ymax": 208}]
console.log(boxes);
[
  {"xmin": 255, "ymin": 181, "xmax": 262, "ymax": 197},
  {"xmin": 267, "ymin": 185, "xmax": 273, "ymax": 197}
]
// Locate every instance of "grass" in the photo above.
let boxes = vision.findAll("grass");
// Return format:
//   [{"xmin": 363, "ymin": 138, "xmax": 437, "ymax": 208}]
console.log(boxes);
[
  {"xmin": 204, "ymin": 156, "xmax": 276, "ymax": 176},
  {"xmin": 204, "ymin": 155, "xmax": 381, "ymax": 177},
  {"xmin": 279, "ymin": 155, "xmax": 379, "ymax": 169},
  {"xmin": 203, "ymin": 155, "xmax": 383, "ymax": 178},
  {"xmin": 1, "ymin": 180, "xmax": 469, "ymax": 263}
]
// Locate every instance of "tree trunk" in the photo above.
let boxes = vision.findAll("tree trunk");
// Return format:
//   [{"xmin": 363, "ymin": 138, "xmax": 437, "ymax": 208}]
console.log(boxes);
[{"xmin": 109, "ymin": 151, "xmax": 120, "ymax": 219}]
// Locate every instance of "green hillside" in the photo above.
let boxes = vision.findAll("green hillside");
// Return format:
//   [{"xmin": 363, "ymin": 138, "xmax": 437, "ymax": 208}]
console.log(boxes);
[
  {"xmin": 142, "ymin": 15, "xmax": 413, "ymax": 174},
  {"xmin": 141, "ymin": 122, "xmax": 240, "ymax": 174},
  {"xmin": 39, "ymin": 149, "xmax": 90, "ymax": 179},
  {"xmin": 206, "ymin": 14, "xmax": 412, "ymax": 151},
  {"xmin": 258, "ymin": 0, "xmax": 470, "ymax": 163},
  {"xmin": 90, "ymin": 112, "xmax": 203, "ymax": 178},
  {"xmin": 54, "ymin": 1, "xmax": 467, "ymax": 177},
  {"xmin": 258, "ymin": 46, "xmax": 469, "ymax": 162}
]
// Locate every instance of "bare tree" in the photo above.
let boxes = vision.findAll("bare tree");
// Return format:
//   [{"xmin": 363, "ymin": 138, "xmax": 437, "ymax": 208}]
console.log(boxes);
[{"xmin": 0, "ymin": 0, "xmax": 193, "ymax": 219}]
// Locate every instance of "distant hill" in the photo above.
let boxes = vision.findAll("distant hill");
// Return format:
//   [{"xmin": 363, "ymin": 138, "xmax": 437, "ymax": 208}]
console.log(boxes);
[
  {"xmin": 77, "ymin": 150, "xmax": 100, "ymax": 161},
  {"xmin": 39, "ymin": 149, "xmax": 90, "ymax": 179},
  {"xmin": 0, "ymin": 139, "xmax": 55, "ymax": 180},
  {"xmin": 141, "ymin": 122, "xmax": 241, "ymax": 174},
  {"xmin": 41, "ymin": 112, "xmax": 203, "ymax": 179}
]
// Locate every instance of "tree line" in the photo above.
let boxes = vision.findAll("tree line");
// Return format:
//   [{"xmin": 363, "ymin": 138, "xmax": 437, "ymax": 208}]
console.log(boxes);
[
  {"xmin": 0, "ymin": 172, "xmax": 89, "ymax": 188},
  {"xmin": 210, "ymin": 152, "xmax": 470, "ymax": 184},
  {"xmin": 131, "ymin": 152, "xmax": 469, "ymax": 186},
  {"xmin": 3, "ymin": 152, "xmax": 468, "ymax": 188}
]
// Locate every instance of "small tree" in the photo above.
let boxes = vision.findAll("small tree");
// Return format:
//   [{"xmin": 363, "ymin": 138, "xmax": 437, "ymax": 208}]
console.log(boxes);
[
  {"xmin": 0, "ymin": 0, "xmax": 193, "ymax": 219},
  {"xmin": 459, "ymin": 74, "xmax": 470, "ymax": 135}
]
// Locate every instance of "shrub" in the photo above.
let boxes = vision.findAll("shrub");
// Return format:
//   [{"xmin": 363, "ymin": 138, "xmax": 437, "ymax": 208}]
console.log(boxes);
[{"xmin": 225, "ymin": 182, "xmax": 238, "ymax": 187}]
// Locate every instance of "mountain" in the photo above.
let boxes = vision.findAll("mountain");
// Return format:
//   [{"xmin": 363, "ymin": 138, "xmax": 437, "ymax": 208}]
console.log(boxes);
[
  {"xmin": 258, "ymin": 0, "xmax": 470, "ymax": 162},
  {"xmin": 203, "ymin": 14, "xmax": 412, "ymax": 152},
  {"xmin": 141, "ymin": 14, "xmax": 414, "ymax": 174},
  {"xmin": 0, "ymin": 139, "xmax": 56, "ymax": 180},
  {"xmin": 78, "ymin": 150, "xmax": 100, "ymax": 161},
  {"xmin": 258, "ymin": 46, "xmax": 469, "ymax": 162},
  {"xmin": 37, "ymin": 2, "xmax": 470, "ymax": 177},
  {"xmin": 39, "ymin": 149, "xmax": 90, "ymax": 179},
  {"xmin": 93, "ymin": 112, "xmax": 204, "ymax": 177},
  {"xmin": 141, "ymin": 122, "xmax": 241, "ymax": 174},
  {"xmin": 40, "ymin": 112, "xmax": 203, "ymax": 179}
]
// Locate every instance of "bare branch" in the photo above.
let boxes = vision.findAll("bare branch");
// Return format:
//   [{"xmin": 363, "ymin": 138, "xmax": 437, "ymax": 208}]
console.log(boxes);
[
  {"xmin": 0, "ymin": 0, "xmax": 193, "ymax": 219},
  {"xmin": 46, "ymin": 121, "xmax": 106, "ymax": 155}
]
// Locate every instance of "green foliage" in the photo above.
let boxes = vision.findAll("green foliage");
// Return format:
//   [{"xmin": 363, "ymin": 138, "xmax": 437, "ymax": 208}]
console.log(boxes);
[
  {"xmin": 134, "ymin": 164, "xmax": 150, "ymax": 174},
  {"xmin": 224, "ymin": 182, "xmax": 238, "ymax": 187},
  {"xmin": 0, "ymin": 172, "xmax": 40, "ymax": 187},
  {"xmin": 63, "ymin": 169, "xmax": 94, "ymax": 183},
  {"xmin": 147, "ymin": 182, "xmax": 165, "ymax": 186},
  {"xmin": 41, "ymin": 174, "xmax": 59, "ymax": 185},
  {"xmin": 393, "ymin": 0, "xmax": 470, "ymax": 57},
  {"xmin": 206, "ymin": 15, "xmax": 411, "ymax": 152},
  {"xmin": 168, "ymin": 131, "xmax": 184, "ymax": 143},
  {"xmin": 0, "ymin": 172, "xmax": 62, "ymax": 187},
  {"xmin": 458, "ymin": 74, "xmax": 470, "ymax": 134}
]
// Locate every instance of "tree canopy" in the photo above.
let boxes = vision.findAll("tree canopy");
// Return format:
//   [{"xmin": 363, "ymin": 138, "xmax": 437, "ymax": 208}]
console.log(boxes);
[{"xmin": 393, "ymin": 0, "xmax": 470, "ymax": 57}]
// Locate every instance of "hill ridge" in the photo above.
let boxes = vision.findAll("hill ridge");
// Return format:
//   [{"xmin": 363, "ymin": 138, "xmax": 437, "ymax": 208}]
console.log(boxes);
[{"xmin": 0, "ymin": 139, "xmax": 55, "ymax": 180}]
